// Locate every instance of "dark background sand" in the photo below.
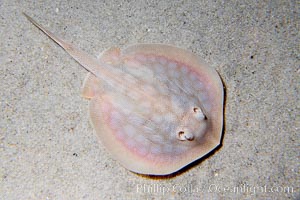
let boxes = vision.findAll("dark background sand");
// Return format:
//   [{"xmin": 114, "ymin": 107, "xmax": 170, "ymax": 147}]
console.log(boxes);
[{"xmin": 1, "ymin": 0, "xmax": 298, "ymax": 199}]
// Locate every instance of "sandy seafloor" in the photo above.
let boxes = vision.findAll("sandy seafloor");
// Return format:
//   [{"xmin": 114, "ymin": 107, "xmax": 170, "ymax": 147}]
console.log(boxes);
[{"xmin": 1, "ymin": 0, "xmax": 299, "ymax": 199}]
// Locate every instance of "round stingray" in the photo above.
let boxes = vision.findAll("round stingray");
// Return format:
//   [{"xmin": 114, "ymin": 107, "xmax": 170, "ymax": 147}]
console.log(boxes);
[
  {"xmin": 23, "ymin": 14, "xmax": 224, "ymax": 175},
  {"xmin": 82, "ymin": 44, "xmax": 224, "ymax": 175}
]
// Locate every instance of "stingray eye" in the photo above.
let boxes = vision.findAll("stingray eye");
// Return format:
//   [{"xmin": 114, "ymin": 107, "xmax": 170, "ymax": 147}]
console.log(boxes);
[
  {"xmin": 177, "ymin": 130, "xmax": 194, "ymax": 141},
  {"xmin": 193, "ymin": 107, "xmax": 206, "ymax": 120}
]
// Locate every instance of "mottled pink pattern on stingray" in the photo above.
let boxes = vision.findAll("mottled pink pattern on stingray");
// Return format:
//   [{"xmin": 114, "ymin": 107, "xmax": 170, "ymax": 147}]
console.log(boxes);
[{"xmin": 85, "ymin": 46, "xmax": 224, "ymax": 175}]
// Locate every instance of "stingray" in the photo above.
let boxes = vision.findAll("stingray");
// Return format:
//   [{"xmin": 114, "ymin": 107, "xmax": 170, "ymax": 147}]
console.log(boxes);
[{"xmin": 24, "ymin": 13, "xmax": 224, "ymax": 175}]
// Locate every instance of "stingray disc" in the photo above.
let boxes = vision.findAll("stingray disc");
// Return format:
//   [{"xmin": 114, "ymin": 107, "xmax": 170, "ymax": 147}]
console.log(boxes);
[{"xmin": 82, "ymin": 44, "xmax": 224, "ymax": 175}]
